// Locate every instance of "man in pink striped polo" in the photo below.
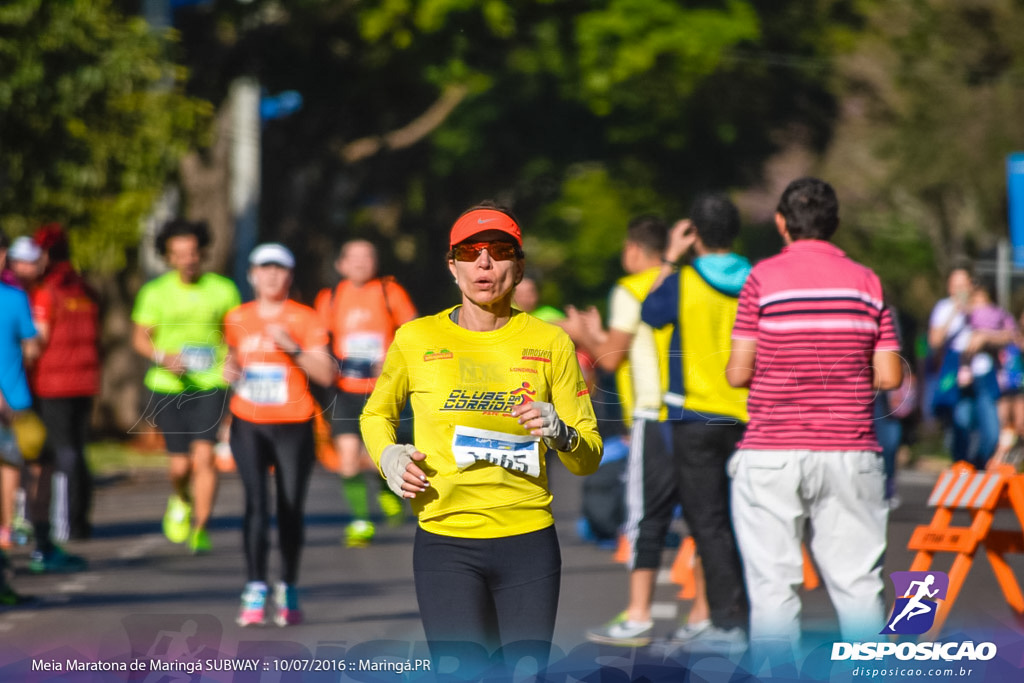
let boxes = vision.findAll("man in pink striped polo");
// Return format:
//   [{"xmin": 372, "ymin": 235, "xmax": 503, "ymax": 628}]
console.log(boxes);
[{"xmin": 725, "ymin": 177, "xmax": 903, "ymax": 652}]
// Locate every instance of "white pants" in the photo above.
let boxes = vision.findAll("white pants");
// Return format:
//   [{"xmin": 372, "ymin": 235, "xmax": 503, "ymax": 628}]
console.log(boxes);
[{"xmin": 729, "ymin": 449, "xmax": 888, "ymax": 645}]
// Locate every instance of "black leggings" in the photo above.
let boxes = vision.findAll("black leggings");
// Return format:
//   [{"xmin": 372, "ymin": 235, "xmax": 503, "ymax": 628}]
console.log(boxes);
[
  {"xmin": 413, "ymin": 525, "xmax": 560, "ymax": 663},
  {"xmin": 229, "ymin": 418, "xmax": 315, "ymax": 585},
  {"xmin": 39, "ymin": 396, "xmax": 94, "ymax": 538}
]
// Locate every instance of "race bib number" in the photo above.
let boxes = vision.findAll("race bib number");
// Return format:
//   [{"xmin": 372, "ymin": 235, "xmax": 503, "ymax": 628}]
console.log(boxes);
[
  {"xmin": 180, "ymin": 344, "xmax": 216, "ymax": 372},
  {"xmin": 341, "ymin": 333, "xmax": 385, "ymax": 380},
  {"xmin": 238, "ymin": 363, "xmax": 288, "ymax": 405},
  {"xmin": 451, "ymin": 426, "xmax": 541, "ymax": 478},
  {"xmin": 344, "ymin": 333, "xmax": 385, "ymax": 363}
]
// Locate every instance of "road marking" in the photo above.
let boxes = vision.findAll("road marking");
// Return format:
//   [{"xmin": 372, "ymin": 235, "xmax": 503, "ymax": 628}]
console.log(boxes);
[
  {"xmin": 6, "ymin": 612, "xmax": 35, "ymax": 621},
  {"xmin": 899, "ymin": 469, "xmax": 941, "ymax": 485},
  {"xmin": 57, "ymin": 582, "xmax": 88, "ymax": 592},
  {"xmin": 118, "ymin": 534, "xmax": 165, "ymax": 559},
  {"xmin": 651, "ymin": 602, "xmax": 678, "ymax": 620},
  {"xmin": 57, "ymin": 573, "xmax": 101, "ymax": 593}
]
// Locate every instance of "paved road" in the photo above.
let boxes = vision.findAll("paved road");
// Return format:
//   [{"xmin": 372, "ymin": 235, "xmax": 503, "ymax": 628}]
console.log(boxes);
[{"xmin": 0, "ymin": 456, "xmax": 1020, "ymax": 681}]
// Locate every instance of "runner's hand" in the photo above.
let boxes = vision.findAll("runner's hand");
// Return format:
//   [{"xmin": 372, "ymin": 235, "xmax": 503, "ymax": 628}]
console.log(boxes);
[
  {"xmin": 380, "ymin": 444, "xmax": 429, "ymax": 498},
  {"xmin": 512, "ymin": 401, "xmax": 572, "ymax": 451},
  {"xmin": 160, "ymin": 352, "xmax": 187, "ymax": 375}
]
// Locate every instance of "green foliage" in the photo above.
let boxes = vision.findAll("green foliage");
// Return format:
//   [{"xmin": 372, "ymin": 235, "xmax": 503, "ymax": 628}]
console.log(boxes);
[
  {"xmin": 574, "ymin": 0, "xmax": 759, "ymax": 117},
  {"xmin": 823, "ymin": 0, "xmax": 1024, "ymax": 312},
  {"xmin": 178, "ymin": 1, "xmax": 848, "ymax": 309},
  {"xmin": 532, "ymin": 164, "xmax": 667, "ymax": 309},
  {"xmin": 0, "ymin": 0, "xmax": 209, "ymax": 272}
]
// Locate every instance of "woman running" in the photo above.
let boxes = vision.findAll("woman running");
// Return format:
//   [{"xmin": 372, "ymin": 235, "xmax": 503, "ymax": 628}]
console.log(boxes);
[
  {"xmin": 360, "ymin": 204, "xmax": 602, "ymax": 668},
  {"xmin": 224, "ymin": 243, "xmax": 337, "ymax": 626}
]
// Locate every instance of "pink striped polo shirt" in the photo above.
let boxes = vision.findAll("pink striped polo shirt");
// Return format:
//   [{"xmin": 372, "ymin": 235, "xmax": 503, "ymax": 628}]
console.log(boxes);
[{"xmin": 731, "ymin": 240, "xmax": 899, "ymax": 451}]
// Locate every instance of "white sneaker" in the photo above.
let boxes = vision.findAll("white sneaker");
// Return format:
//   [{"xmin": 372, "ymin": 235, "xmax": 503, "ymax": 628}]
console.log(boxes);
[
  {"xmin": 677, "ymin": 625, "xmax": 747, "ymax": 655},
  {"xmin": 585, "ymin": 612, "xmax": 655, "ymax": 647},
  {"xmin": 668, "ymin": 619, "xmax": 712, "ymax": 643}
]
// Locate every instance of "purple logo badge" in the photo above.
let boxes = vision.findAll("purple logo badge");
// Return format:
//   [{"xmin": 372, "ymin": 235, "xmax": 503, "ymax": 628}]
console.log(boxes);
[{"xmin": 880, "ymin": 571, "xmax": 949, "ymax": 635}]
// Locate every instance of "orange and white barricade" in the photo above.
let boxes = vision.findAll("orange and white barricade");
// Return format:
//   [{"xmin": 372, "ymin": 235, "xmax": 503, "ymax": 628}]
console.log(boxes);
[{"xmin": 904, "ymin": 461, "xmax": 1024, "ymax": 639}]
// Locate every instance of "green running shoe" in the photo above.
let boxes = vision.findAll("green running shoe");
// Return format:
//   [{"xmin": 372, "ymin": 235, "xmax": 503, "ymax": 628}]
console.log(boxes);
[
  {"xmin": 0, "ymin": 583, "xmax": 31, "ymax": 606},
  {"xmin": 188, "ymin": 528, "xmax": 212, "ymax": 555},
  {"xmin": 162, "ymin": 495, "xmax": 192, "ymax": 544},
  {"xmin": 344, "ymin": 520, "xmax": 375, "ymax": 547},
  {"xmin": 378, "ymin": 491, "xmax": 405, "ymax": 527},
  {"xmin": 28, "ymin": 546, "xmax": 87, "ymax": 574}
]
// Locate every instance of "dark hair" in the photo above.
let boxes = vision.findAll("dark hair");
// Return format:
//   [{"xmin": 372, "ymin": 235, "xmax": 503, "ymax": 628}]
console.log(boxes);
[
  {"xmin": 0, "ymin": 229, "xmax": 9, "ymax": 251},
  {"xmin": 973, "ymin": 279, "xmax": 996, "ymax": 301},
  {"xmin": 626, "ymin": 214, "xmax": 668, "ymax": 256},
  {"xmin": 690, "ymin": 193, "xmax": 740, "ymax": 249},
  {"xmin": 34, "ymin": 223, "xmax": 69, "ymax": 262},
  {"xmin": 459, "ymin": 200, "xmax": 521, "ymax": 226},
  {"xmin": 776, "ymin": 177, "xmax": 839, "ymax": 241},
  {"xmin": 155, "ymin": 219, "xmax": 211, "ymax": 256}
]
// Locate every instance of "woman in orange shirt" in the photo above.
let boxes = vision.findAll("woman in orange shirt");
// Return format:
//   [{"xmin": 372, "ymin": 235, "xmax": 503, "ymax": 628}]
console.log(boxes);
[{"xmin": 224, "ymin": 243, "xmax": 337, "ymax": 626}]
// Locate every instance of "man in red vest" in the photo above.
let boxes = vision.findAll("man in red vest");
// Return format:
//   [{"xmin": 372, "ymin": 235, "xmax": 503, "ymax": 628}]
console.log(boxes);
[
  {"xmin": 30, "ymin": 224, "xmax": 101, "ymax": 545},
  {"xmin": 314, "ymin": 240, "xmax": 417, "ymax": 546}
]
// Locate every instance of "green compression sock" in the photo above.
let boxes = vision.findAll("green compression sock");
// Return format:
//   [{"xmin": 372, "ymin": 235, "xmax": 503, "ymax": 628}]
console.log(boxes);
[{"xmin": 342, "ymin": 474, "xmax": 370, "ymax": 521}]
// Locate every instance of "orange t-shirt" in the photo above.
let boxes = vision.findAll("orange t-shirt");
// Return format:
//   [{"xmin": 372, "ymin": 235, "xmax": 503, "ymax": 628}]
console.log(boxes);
[
  {"xmin": 314, "ymin": 277, "xmax": 417, "ymax": 393},
  {"xmin": 225, "ymin": 300, "xmax": 329, "ymax": 423}
]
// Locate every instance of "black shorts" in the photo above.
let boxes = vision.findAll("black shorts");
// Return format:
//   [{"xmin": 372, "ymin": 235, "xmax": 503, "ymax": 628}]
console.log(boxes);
[
  {"xmin": 325, "ymin": 388, "xmax": 369, "ymax": 437},
  {"xmin": 325, "ymin": 387, "xmax": 414, "ymax": 442},
  {"xmin": 147, "ymin": 388, "xmax": 228, "ymax": 454},
  {"xmin": 626, "ymin": 419, "xmax": 679, "ymax": 570}
]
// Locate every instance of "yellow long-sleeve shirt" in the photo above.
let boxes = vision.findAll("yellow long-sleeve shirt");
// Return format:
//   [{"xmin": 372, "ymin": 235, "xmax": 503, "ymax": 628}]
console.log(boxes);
[{"xmin": 360, "ymin": 307, "xmax": 602, "ymax": 539}]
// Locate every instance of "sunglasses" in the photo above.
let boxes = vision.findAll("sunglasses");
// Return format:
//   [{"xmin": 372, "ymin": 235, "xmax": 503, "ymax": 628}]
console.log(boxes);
[{"xmin": 451, "ymin": 241, "xmax": 522, "ymax": 262}]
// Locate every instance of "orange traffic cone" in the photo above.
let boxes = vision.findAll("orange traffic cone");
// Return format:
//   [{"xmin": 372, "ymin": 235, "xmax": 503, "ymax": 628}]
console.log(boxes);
[
  {"xmin": 671, "ymin": 536, "xmax": 698, "ymax": 600},
  {"xmin": 802, "ymin": 543, "xmax": 820, "ymax": 591},
  {"xmin": 613, "ymin": 534, "xmax": 631, "ymax": 564}
]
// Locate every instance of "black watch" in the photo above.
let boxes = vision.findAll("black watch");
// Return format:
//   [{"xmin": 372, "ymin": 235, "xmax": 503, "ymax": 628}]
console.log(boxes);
[{"xmin": 560, "ymin": 426, "xmax": 580, "ymax": 452}]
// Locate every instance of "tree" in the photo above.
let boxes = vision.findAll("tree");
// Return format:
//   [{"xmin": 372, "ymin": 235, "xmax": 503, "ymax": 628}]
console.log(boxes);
[
  {"xmin": 820, "ymin": 0, "xmax": 1024, "ymax": 317},
  {"xmin": 172, "ymin": 0, "xmax": 772, "ymax": 308},
  {"xmin": 0, "ymin": 0, "xmax": 209, "ymax": 272},
  {"xmin": 0, "ymin": 0, "xmax": 210, "ymax": 433}
]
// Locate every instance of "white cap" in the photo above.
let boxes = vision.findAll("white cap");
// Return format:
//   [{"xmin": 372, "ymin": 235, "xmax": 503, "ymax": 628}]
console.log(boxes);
[
  {"xmin": 249, "ymin": 243, "xmax": 295, "ymax": 269},
  {"xmin": 9, "ymin": 236, "xmax": 41, "ymax": 263}
]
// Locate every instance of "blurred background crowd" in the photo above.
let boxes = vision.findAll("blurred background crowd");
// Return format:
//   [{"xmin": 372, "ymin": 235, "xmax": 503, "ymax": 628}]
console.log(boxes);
[{"xmin": 3, "ymin": 1, "xmax": 1024, "ymax": 530}]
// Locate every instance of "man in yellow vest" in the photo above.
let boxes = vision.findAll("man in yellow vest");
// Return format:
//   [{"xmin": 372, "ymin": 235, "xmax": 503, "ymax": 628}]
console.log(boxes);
[
  {"xmin": 641, "ymin": 193, "xmax": 751, "ymax": 653},
  {"xmin": 565, "ymin": 215, "xmax": 710, "ymax": 647}
]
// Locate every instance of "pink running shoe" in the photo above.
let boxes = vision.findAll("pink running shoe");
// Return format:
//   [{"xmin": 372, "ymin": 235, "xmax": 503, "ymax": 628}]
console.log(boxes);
[
  {"xmin": 236, "ymin": 582, "xmax": 267, "ymax": 627},
  {"xmin": 273, "ymin": 582, "xmax": 303, "ymax": 626}
]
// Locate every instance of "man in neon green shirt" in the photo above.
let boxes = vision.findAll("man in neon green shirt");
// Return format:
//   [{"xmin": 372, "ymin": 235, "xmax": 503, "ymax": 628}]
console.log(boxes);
[{"xmin": 132, "ymin": 219, "xmax": 240, "ymax": 554}]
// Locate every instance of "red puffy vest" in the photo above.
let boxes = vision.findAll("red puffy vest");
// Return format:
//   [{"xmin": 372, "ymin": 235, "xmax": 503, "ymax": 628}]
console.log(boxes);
[{"xmin": 30, "ymin": 262, "xmax": 100, "ymax": 398}]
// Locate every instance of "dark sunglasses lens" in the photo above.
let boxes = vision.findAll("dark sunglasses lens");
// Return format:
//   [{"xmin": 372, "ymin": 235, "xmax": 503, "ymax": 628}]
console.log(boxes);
[
  {"xmin": 453, "ymin": 242, "xmax": 519, "ymax": 261},
  {"xmin": 488, "ymin": 243, "xmax": 518, "ymax": 260},
  {"xmin": 453, "ymin": 244, "xmax": 481, "ymax": 261}
]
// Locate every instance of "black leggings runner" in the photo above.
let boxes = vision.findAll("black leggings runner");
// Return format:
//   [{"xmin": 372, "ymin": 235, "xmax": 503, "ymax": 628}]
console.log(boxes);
[
  {"xmin": 413, "ymin": 525, "xmax": 560, "ymax": 667},
  {"xmin": 229, "ymin": 417, "xmax": 315, "ymax": 585}
]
